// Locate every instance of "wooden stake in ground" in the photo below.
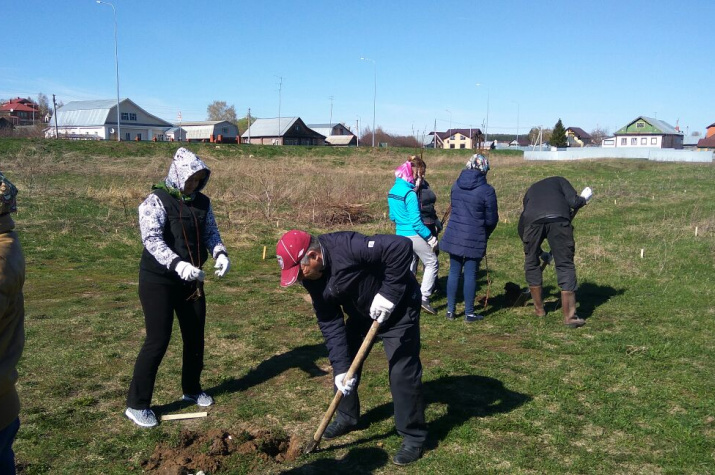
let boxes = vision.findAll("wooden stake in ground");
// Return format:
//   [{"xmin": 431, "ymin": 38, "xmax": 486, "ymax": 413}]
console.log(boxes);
[{"xmin": 160, "ymin": 412, "xmax": 208, "ymax": 421}]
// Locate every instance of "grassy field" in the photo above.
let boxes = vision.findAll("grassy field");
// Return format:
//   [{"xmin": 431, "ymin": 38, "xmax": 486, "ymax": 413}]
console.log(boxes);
[{"xmin": 3, "ymin": 138, "xmax": 714, "ymax": 474}]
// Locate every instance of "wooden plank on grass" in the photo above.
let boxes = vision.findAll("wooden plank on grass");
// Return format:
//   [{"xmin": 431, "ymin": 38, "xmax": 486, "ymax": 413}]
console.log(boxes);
[{"xmin": 160, "ymin": 412, "xmax": 208, "ymax": 421}]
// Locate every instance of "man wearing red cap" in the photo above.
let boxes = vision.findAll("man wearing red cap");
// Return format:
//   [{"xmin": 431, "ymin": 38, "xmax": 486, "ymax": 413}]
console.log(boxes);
[{"xmin": 277, "ymin": 230, "xmax": 427, "ymax": 466}]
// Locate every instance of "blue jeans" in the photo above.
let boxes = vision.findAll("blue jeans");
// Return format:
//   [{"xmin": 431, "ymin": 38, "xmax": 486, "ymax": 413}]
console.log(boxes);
[
  {"xmin": 0, "ymin": 417, "xmax": 19, "ymax": 475},
  {"xmin": 447, "ymin": 254, "xmax": 481, "ymax": 315}
]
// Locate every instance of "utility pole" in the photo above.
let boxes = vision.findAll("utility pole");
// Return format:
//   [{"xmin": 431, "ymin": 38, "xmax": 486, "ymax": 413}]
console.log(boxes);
[
  {"xmin": 247, "ymin": 108, "xmax": 251, "ymax": 144},
  {"xmin": 52, "ymin": 94, "xmax": 59, "ymax": 139},
  {"xmin": 276, "ymin": 76, "xmax": 283, "ymax": 143},
  {"xmin": 329, "ymin": 96, "xmax": 334, "ymax": 129},
  {"xmin": 355, "ymin": 118, "xmax": 359, "ymax": 147}
]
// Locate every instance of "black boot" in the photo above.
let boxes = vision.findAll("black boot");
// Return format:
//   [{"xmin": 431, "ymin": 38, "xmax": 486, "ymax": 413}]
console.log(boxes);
[
  {"xmin": 392, "ymin": 442, "xmax": 424, "ymax": 466},
  {"xmin": 323, "ymin": 420, "xmax": 356, "ymax": 440}
]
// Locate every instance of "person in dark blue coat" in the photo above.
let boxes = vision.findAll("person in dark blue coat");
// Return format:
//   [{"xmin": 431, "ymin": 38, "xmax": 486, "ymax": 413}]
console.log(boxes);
[
  {"xmin": 276, "ymin": 230, "xmax": 427, "ymax": 466},
  {"xmin": 440, "ymin": 154, "xmax": 499, "ymax": 322}
]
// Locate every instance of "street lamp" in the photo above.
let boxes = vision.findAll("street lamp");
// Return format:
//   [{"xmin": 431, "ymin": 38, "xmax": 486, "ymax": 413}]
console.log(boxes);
[
  {"xmin": 445, "ymin": 109, "xmax": 452, "ymax": 148},
  {"xmin": 360, "ymin": 57, "xmax": 376, "ymax": 147},
  {"xmin": 476, "ymin": 83, "xmax": 489, "ymax": 144},
  {"xmin": 97, "ymin": 0, "xmax": 121, "ymax": 141},
  {"xmin": 512, "ymin": 101, "xmax": 520, "ymax": 147}
]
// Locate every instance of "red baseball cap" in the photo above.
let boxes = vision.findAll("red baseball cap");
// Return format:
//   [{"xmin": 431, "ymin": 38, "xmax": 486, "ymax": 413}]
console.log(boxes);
[{"xmin": 276, "ymin": 230, "xmax": 312, "ymax": 287}]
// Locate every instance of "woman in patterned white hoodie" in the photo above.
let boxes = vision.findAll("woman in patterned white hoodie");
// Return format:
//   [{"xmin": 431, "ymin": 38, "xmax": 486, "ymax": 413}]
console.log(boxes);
[{"xmin": 125, "ymin": 148, "xmax": 230, "ymax": 428}]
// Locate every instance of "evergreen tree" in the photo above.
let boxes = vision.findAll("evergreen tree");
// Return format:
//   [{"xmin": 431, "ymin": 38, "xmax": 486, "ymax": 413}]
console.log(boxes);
[{"xmin": 551, "ymin": 119, "xmax": 568, "ymax": 147}]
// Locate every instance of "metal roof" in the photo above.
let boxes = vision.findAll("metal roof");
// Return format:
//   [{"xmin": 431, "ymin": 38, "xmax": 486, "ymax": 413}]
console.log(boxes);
[
  {"xmin": 177, "ymin": 121, "xmax": 225, "ymax": 126},
  {"xmin": 326, "ymin": 135, "xmax": 356, "ymax": 146},
  {"xmin": 307, "ymin": 126, "xmax": 334, "ymax": 137},
  {"xmin": 242, "ymin": 117, "xmax": 299, "ymax": 138},
  {"xmin": 55, "ymin": 99, "xmax": 172, "ymax": 127},
  {"xmin": 616, "ymin": 116, "xmax": 682, "ymax": 135}
]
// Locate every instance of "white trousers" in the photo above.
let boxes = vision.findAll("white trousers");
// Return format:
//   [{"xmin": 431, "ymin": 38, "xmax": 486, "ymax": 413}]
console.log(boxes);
[{"xmin": 407, "ymin": 235, "xmax": 439, "ymax": 300}]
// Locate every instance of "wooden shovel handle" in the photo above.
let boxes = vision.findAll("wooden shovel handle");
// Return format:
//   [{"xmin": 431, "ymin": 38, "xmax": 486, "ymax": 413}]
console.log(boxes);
[{"xmin": 309, "ymin": 320, "xmax": 380, "ymax": 446}]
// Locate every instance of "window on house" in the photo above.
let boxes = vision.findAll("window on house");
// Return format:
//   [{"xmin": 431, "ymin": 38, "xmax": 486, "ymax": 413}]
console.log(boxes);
[
  {"xmin": 460, "ymin": 144, "xmax": 465, "ymax": 149},
  {"xmin": 125, "ymin": 132, "xmax": 131, "ymax": 141},
  {"xmin": 129, "ymin": 113, "xmax": 137, "ymax": 121},
  {"xmin": 121, "ymin": 112, "xmax": 129, "ymax": 120},
  {"xmin": 450, "ymin": 144, "xmax": 455, "ymax": 149},
  {"xmin": 136, "ymin": 133, "xmax": 142, "ymax": 141},
  {"xmin": 631, "ymin": 138, "xmax": 637, "ymax": 145},
  {"xmin": 641, "ymin": 138, "xmax": 647, "ymax": 145},
  {"xmin": 651, "ymin": 137, "xmax": 657, "ymax": 144},
  {"xmin": 621, "ymin": 138, "xmax": 627, "ymax": 145},
  {"xmin": 636, "ymin": 122, "xmax": 645, "ymax": 128},
  {"xmin": 222, "ymin": 127, "xmax": 228, "ymax": 134}
]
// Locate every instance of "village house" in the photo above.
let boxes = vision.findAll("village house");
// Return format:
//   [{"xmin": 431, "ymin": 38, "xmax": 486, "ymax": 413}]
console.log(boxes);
[
  {"xmin": 696, "ymin": 123, "xmax": 715, "ymax": 151},
  {"xmin": 242, "ymin": 117, "xmax": 325, "ymax": 146},
  {"xmin": 45, "ymin": 99, "xmax": 172, "ymax": 141},
  {"xmin": 178, "ymin": 121, "xmax": 239, "ymax": 143},
  {"xmin": 307, "ymin": 123, "xmax": 357, "ymax": 146},
  {"xmin": 565, "ymin": 127, "xmax": 592, "ymax": 147},
  {"xmin": 0, "ymin": 98, "xmax": 40, "ymax": 126},
  {"xmin": 602, "ymin": 116, "xmax": 683, "ymax": 149}
]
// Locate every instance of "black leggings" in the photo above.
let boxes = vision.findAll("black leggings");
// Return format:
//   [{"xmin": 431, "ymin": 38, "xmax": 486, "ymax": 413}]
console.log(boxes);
[{"xmin": 126, "ymin": 281, "xmax": 206, "ymax": 409}]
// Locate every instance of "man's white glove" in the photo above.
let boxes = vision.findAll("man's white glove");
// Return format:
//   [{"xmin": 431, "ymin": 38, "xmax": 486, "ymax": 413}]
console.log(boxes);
[
  {"xmin": 334, "ymin": 372, "xmax": 358, "ymax": 397},
  {"xmin": 214, "ymin": 254, "xmax": 230, "ymax": 277},
  {"xmin": 580, "ymin": 187, "xmax": 593, "ymax": 203},
  {"xmin": 369, "ymin": 293, "xmax": 395, "ymax": 324},
  {"xmin": 175, "ymin": 261, "xmax": 205, "ymax": 282},
  {"xmin": 426, "ymin": 235, "xmax": 438, "ymax": 250}
]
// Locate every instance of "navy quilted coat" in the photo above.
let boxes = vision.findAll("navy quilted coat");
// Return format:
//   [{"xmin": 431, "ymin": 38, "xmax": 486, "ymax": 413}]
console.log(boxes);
[{"xmin": 440, "ymin": 169, "xmax": 499, "ymax": 259}]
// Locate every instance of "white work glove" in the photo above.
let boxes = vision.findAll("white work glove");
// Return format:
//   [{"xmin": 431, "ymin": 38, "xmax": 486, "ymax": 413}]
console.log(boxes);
[
  {"xmin": 580, "ymin": 187, "xmax": 593, "ymax": 203},
  {"xmin": 214, "ymin": 254, "xmax": 230, "ymax": 277},
  {"xmin": 426, "ymin": 235, "xmax": 438, "ymax": 250},
  {"xmin": 175, "ymin": 261, "xmax": 205, "ymax": 282},
  {"xmin": 334, "ymin": 372, "xmax": 358, "ymax": 397},
  {"xmin": 369, "ymin": 293, "xmax": 395, "ymax": 324}
]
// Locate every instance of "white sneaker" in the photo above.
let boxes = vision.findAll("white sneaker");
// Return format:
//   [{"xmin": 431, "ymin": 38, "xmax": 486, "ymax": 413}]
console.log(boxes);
[
  {"xmin": 182, "ymin": 392, "xmax": 214, "ymax": 407},
  {"xmin": 125, "ymin": 407, "xmax": 158, "ymax": 428}
]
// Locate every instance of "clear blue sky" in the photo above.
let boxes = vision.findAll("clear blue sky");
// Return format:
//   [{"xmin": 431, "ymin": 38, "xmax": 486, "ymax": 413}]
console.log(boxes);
[{"xmin": 2, "ymin": 0, "xmax": 713, "ymax": 137}]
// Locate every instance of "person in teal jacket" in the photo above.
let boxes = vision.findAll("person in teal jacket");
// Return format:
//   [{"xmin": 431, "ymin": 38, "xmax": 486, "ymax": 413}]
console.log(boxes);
[{"xmin": 387, "ymin": 156, "xmax": 439, "ymax": 314}]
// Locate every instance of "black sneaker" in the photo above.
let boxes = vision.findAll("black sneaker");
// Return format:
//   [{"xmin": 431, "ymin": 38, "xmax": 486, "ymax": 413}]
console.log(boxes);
[
  {"xmin": 421, "ymin": 299, "xmax": 437, "ymax": 315},
  {"xmin": 322, "ymin": 420, "xmax": 355, "ymax": 440},
  {"xmin": 465, "ymin": 314, "xmax": 484, "ymax": 323},
  {"xmin": 446, "ymin": 311, "xmax": 455, "ymax": 321},
  {"xmin": 392, "ymin": 443, "xmax": 424, "ymax": 466}
]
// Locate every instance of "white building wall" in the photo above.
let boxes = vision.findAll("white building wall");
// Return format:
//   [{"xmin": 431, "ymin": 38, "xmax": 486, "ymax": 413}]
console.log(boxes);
[{"xmin": 615, "ymin": 135, "xmax": 661, "ymax": 148}]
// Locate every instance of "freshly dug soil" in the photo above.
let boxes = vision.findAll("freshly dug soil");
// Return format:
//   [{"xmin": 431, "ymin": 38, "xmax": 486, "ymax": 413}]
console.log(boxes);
[{"xmin": 142, "ymin": 426, "xmax": 302, "ymax": 474}]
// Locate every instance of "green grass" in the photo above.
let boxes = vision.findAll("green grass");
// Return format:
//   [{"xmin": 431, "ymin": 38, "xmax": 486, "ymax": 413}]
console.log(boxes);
[{"xmin": 4, "ymin": 138, "xmax": 715, "ymax": 474}]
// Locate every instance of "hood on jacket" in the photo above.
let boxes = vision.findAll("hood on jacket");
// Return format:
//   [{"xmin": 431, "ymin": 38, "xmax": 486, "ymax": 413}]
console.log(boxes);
[
  {"xmin": 0, "ymin": 171, "xmax": 18, "ymax": 216},
  {"xmin": 165, "ymin": 148, "xmax": 211, "ymax": 194},
  {"xmin": 455, "ymin": 168, "xmax": 486, "ymax": 191}
]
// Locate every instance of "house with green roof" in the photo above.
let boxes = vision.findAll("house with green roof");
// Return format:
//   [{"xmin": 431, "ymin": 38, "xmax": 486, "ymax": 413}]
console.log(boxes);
[{"xmin": 603, "ymin": 116, "xmax": 684, "ymax": 149}]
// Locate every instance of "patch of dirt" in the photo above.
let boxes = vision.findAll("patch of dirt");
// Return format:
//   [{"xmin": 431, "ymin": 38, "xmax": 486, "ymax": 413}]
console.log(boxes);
[{"xmin": 141, "ymin": 426, "xmax": 302, "ymax": 474}]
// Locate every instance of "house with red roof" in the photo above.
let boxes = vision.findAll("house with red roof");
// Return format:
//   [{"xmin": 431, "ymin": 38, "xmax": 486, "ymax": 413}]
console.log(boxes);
[
  {"xmin": 0, "ymin": 98, "xmax": 40, "ymax": 126},
  {"xmin": 696, "ymin": 122, "xmax": 715, "ymax": 150}
]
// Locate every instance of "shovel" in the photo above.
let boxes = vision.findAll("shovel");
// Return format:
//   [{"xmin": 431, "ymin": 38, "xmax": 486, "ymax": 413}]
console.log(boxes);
[{"xmin": 304, "ymin": 319, "xmax": 380, "ymax": 454}]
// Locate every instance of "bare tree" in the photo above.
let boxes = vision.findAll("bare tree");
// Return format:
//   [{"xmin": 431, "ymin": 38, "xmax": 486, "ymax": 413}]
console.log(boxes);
[
  {"xmin": 206, "ymin": 101, "xmax": 238, "ymax": 124},
  {"xmin": 37, "ymin": 93, "xmax": 51, "ymax": 118},
  {"xmin": 590, "ymin": 127, "xmax": 610, "ymax": 145},
  {"xmin": 528, "ymin": 127, "xmax": 552, "ymax": 145}
]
